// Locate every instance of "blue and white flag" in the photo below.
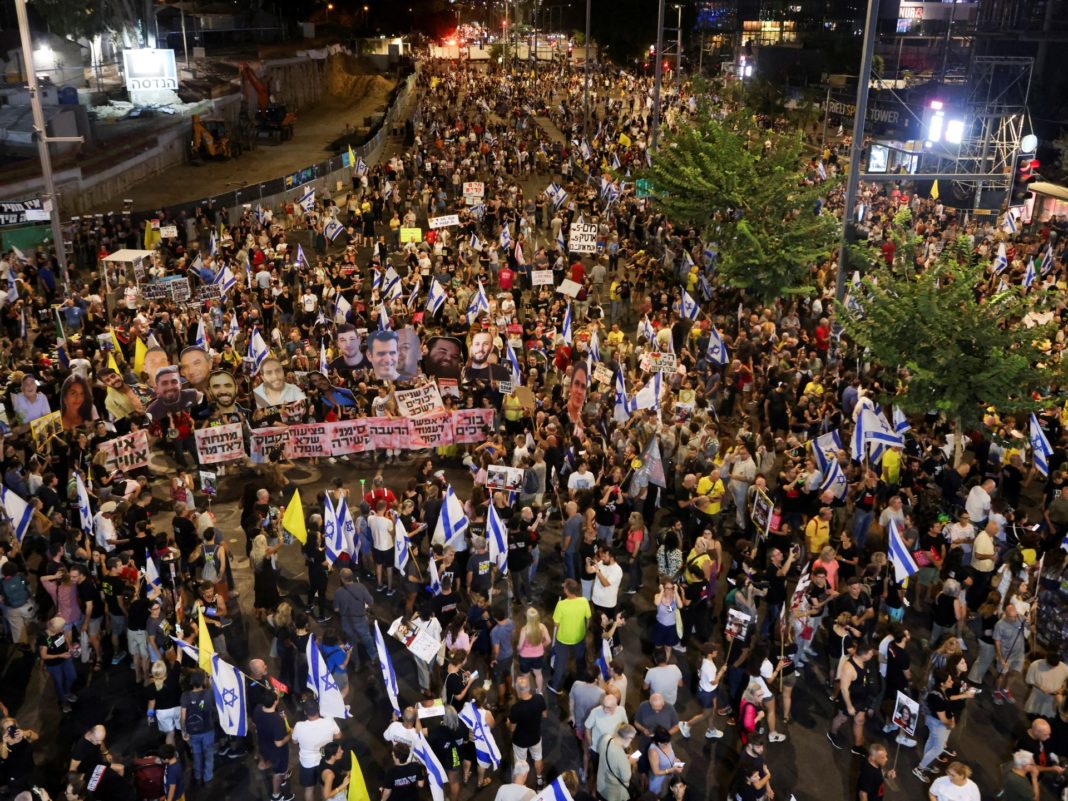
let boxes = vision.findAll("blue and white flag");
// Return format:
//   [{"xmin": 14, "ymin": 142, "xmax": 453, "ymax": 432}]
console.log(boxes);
[
  {"xmin": 887, "ymin": 519, "xmax": 918, "ymax": 584},
  {"xmin": 613, "ymin": 369, "xmax": 635, "ymax": 424},
  {"xmin": 210, "ymin": 654, "xmax": 248, "ymax": 736},
  {"xmin": 993, "ymin": 242, "xmax": 1008, "ymax": 274},
  {"xmin": 505, "ymin": 342, "xmax": 523, "ymax": 386},
  {"xmin": 816, "ymin": 160, "xmax": 827, "ymax": 181},
  {"xmin": 562, "ymin": 303, "xmax": 573, "ymax": 345},
  {"xmin": 705, "ymin": 325, "xmax": 728, "ymax": 366},
  {"xmin": 611, "ymin": 151, "xmax": 621, "ymax": 170},
  {"xmin": 853, "ymin": 407, "xmax": 904, "ymax": 462},
  {"xmin": 319, "ymin": 340, "xmax": 329, "ymax": 375},
  {"xmin": 892, "ymin": 406, "xmax": 911, "ymax": 435},
  {"xmin": 171, "ymin": 636, "xmax": 200, "ymax": 665},
  {"xmin": 434, "ymin": 484, "xmax": 469, "ymax": 549},
  {"xmin": 227, "ymin": 314, "xmax": 240, "ymax": 344},
  {"xmin": 467, "ymin": 281, "xmax": 490, "ymax": 323},
  {"xmin": 378, "ymin": 303, "xmax": 391, "ymax": 332},
  {"xmin": 1030, "ymin": 413, "xmax": 1054, "ymax": 477},
  {"xmin": 487, "ymin": 502, "xmax": 509, "ymax": 576},
  {"xmin": 296, "ymin": 244, "xmax": 310, "ymax": 269},
  {"xmin": 634, "ymin": 371, "xmax": 662, "ymax": 412},
  {"xmin": 1024, "ymin": 257, "xmax": 1036, "ymax": 288},
  {"xmin": 334, "ymin": 294, "xmax": 352, "ymax": 325},
  {"xmin": 1, "ymin": 486, "xmax": 33, "ymax": 543},
  {"xmin": 412, "ymin": 731, "xmax": 449, "ymax": 801},
  {"xmin": 306, "ymin": 633, "xmax": 350, "ymax": 719},
  {"xmin": 596, "ymin": 637, "xmax": 613, "ymax": 680},
  {"xmin": 383, "ymin": 265, "xmax": 403, "ymax": 300},
  {"xmin": 75, "ymin": 473, "xmax": 93, "ymax": 535},
  {"xmin": 640, "ymin": 315, "xmax": 656, "ymax": 344},
  {"xmin": 427, "ymin": 278, "xmax": 448, "ymax": 315},
  {"xmin": 533, "ymin": 776, "xmax": 576, "ymax": 801},
  {"xmin": 194, "ymin": 319, "xmax": 207, "ymax": 350},
  {"xmin": 209, "ymin": 231, "xmax": 218, "ymax": 256},
  {"xmin": 556, "ymin": 228, "xmax": 567, "ymax": 252},
  {"xmin": 145, "ymin": 550, "xmax": 162, "ymax": 589},
  {"xmin": 355, "ymin": 156, "xmax": 368, "ymax": 176},
  {"xmin": 812, "ymin": 430, "xmax": 842, "ymax": 473},
  {"xmin": 374, "ymin": 620, "xmax": 401, "ymax": 716},
  {"xmin": 1001, "ymin": 210, "xmax": 1018, "ymax": 234},
  {"xmin": 324, "ymin": 219, "xmax": 345, "ymax": 241},
  {"xmin": 499, "ymin": 225, "xmax": 512, "ymax": 250},
  {"xmin": 248, "ymin": 329, "xmax": 269, "ymax": 374},
  {"xmin": 323, "ymin": 493, "xmax": 343, "ymax": 565},
  {"xmin": 589, "ymin": 329, "xmax": 601, "ymax": 363},
  {"xmin": 469, "ymin": 232, "xmax": 483, "ymax": 251},
  {"xmin": 819, "ymin": 457, "xmax": 848, "ymax": 502},
  {"xmin": 579, "ymin": 139, "xmax": 592, "ymax": 161},
  {"xmin": 298, "ymin": 187, "xmax": 316, "ymax": 212},
  {"xmin": 213, "ymin": 266, "xmax": 237, "ymax": 295},
  {"xmin": 680, "ymin": 289, "xmax": 700, "ymax": 320},
  {"xmin": 1042, "ymin": 245, "xmax": 1055, "ymax": 276},
  {"xmin": 394, "ymin": 514, "xmax": 410, "ymax": 572},
  {"xmin": 427, "ymin": 555, "xmax": 442, "ymax": 596},
  {"xmin": 459, "ymin": 702, "xmax": 501, "ymax": 769},
  {"xmin": 336, "ymin": 495, "xmax": 358, "ymax": 557}
]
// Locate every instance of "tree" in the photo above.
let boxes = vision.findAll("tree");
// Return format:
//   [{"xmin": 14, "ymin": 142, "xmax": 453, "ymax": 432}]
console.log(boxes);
[
  {"xmin": 640, "ymin": 99, "xmax": 840, "ymax": 303},
  {"xmin": 32, "ymin": 0, "xmax": 144, "ymax": 44},
  {"xmin": 838, "ymin": 209, "xmax": 1066, "ymax": 434}
]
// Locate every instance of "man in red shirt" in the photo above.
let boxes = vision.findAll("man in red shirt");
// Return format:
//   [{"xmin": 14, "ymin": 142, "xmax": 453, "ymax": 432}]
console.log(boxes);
[
  {"xmin": 570, "ymin": 260, "xmax": 585, "ymax": 284},
  {"xmin": 814, "ymin": 317, "xmax": 831, "ymax": 356},
  {"xmin": 498, "ymin": 265, "xmax": 514, "ymax": 291},
  {"xmin": 363, "ymin": 474, "xmax": 397, "ymax": 509}
]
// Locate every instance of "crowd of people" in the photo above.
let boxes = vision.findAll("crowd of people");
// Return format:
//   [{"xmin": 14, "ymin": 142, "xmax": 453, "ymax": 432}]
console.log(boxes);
[{"xmin": 0, "ymin": 41, "xmax": 1067, "ymax": 801}]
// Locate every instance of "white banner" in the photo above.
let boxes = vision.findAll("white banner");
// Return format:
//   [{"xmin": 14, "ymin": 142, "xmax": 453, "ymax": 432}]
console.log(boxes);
[
  {"xmin": 462, "ymin": 182, "xmax": 485, "ymax": 199},
  {"xmin": 428, "ymin": 214, "xmax": 461, "ymax": 229},
  {"xmin": 531, "ymin": 269, "xmax": 555, "ymax": 286},
  {"xmin": 394, "ymin": 384, "xmax": 446, "ymax": 417},
  {"xmin": 194, "ymin": 423, "xmax": 245, "ymax": 464},
  {"xmin": 568, "ymin": 223, "xmax": 598, "ymax": 254},
  {"xmin": 97, "ymin": 429, "xmax": 150, "ymax": 472}
]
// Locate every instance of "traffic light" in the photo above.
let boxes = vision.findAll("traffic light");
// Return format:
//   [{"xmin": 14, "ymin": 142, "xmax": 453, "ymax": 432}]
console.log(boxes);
[{"xmin": 1011, "ymin": 155, "xmax": 1040, "ymax": 205}]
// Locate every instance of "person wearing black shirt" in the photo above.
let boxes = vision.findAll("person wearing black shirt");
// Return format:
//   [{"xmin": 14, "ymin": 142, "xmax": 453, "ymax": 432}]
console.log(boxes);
[
  {"xmin": 381, "ymin": 744, "xmax": 425, "ymax": 801},
  {"xmin": 856, "ymin": 743, "xmax": 892, "ymax": 801},
  {"xmin": 0, "ymin": 718, "xmax": 38, "ymax": 797},
  {"xmin": 759, "ymin": 546, "xmax": 795, "ymax": 640},
  {"xmin": 252, "ymin": 691, "xmax": 292, "ymax": 801},
  {"xmin": 427, "ymin": 707, "xmax": 468, "ymax": 797},
  {"xmin": 172, "ymin": 504, "xmax": 199, "ymax": 578},
  {"xmin": 146, "ymin": 661, "xmax": 184, "ymax": 746},
  {"xmin": 37, "ymin": 616, "xmax": 77, "ymax": 713},
  {"xmin": 832, "ymin": 577, "xmax": 875, "ymax": 637},
  {"xmin": 507, "ymin": 676, "xmax": 547, "ymax": 786},
  {"xmin": 915, "ymin": 669, "xmax": 972, "ymax": 781},
  {"xmin": 70, "ymin": 564, "xmax": 105, "ymax": 671},
  {"xmin": 432, "ymin": 577, "xmax": 460, "ymax": 630},
  {"xmin": 126, "ymin": 589, "xmax": 154, "ymax": 684},
  {"xmin": 69, "ymin": 725, "xmax": 117, "ymax": 778},
  {"xmin": 507, "ymin": 510, "xmax": 538, "ymax": 605},
  {"xmin": 100, "ymin": 557, "xmax": 128, "ymax": 666},
  {"xmin": 303, "ymin": 525, "xmax": 331, "ymax": 623}
]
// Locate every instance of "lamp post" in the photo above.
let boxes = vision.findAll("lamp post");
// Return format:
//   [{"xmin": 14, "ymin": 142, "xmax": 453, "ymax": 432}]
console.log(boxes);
[
  {"xmin": 651, "ymin": 0, "xmax": 666, "ymax": 152},
  {"xmin": 582, "ymin": 0, "xmax": 590, "ymax": 138}
]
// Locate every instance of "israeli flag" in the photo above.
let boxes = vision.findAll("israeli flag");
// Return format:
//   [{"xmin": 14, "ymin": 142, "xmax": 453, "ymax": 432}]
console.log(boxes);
[
  {"xmin": 190, "ymin": 254, "xmax": 204, "ymax": 274},
  {"xmin": 1042, "ymin": 245, "xmax": 1055, "ymax": 276},
  {"xmin": 500, "ymin": 225, "xmax": 512, "ymax": 250},
  {"xmin": 589, "ymin": 330, "xmax": 601, "ymax": 364},
  {"xmin": 298, "ymin": 188, "xmax": 316, "ymax": 212},
  {"xmin": 323, "ymin": 493, "xmax": 342, "ymax": 565},
  {"xmin": 680, "ymin": 289, "xmax": 700, "ymax": 320},
  {"xmin": 634, "ymin": 371, "xmax": 662, "ymax": 412},
  {"xmin": 562, "ymin": 303, "xmax": 573, "ymax": 345},
  {"xmin": 3, "ymin": 486, "xmax": 35, "ymax": 543},
  {"xmin": 296, "ymin": 244, "xmax": 310, "ymax": 269},
  {"xmin": 210, "ymin": 654, "xmax": 248, "ymax": 736},
  {"xmin": 336, "ymin": 495, "xmax": 358, "ymax": 557},
  {"xmin": 306, "ymin": 633, "xmax": 350, "ymax": 719},
  {"xmin": 1030, "ymin": 413, "xmax": 1054, "ymax": 477},
  {"xmin": 706, "ymin": 325, "xmax": 728, "ymax": 366},
  {"xmin": 579, "ymin": 139, "xmax": 592, "ymax": 161},
  {"xmin": 1024, "ymin": 257, "xmax": 1036, "ymax": 288},
  {"xmin": 816, "ymin": 160, "xmax": 827, "ymax": 181},
  {"xmin": 413, "ymin": 731, "xmax": 449, "ymax": 801},
  {"xmin": 434, "ymin": 485, "xmax": 469, "ymax": 549},
  {"xmin": 470, "ymin": 203, "xmax": 486, "ymax": 220},
  {"xmin": 394, "ymin": 514, "xmax": 410, "ymax": 572},
  {"xmin": 213, "ymin": 266, "xmax": 237, "ymax": 296},
  {"xmin": 355, "ymin": 156, "xmax": 368, "ymax": 176},
  {"xmin": 596, "ymin": 637, "xmax": 613, "ymax": 680},
  {"xmin": 383, "ymin": 181, "xmax": 393, "ymax": 199},
  {"xmin": 534, "ymin": 776, "xmax": 576, "ymax": 801},
  {"xmin": 248, "ymin": 328, "xmax": 269, "ymax": 375},
  {"xmin": 613, "ymin": 369, "xmax": 635, "ymax": 423},
  {"xmin": 374, "ymin": 620, "xmax": 401, "ymax": 715},
  {"xmin": 227, "ymin": 314, "xmax": 240, "ymax": 344},
  {"xmin": 887, "ymin": 519, "xmax": 919, "ymax": 584},
  {"xmin": 195, "ymin": 319, "xmax": 207, "ymax": 350},
  {"xmin": 556, "ymin": 228, "xmax": 567, "ymax": 252},
  {"xmin": 819, "ymin": 457, "xmax": 848, "ymax": 501},
  {"xmin": 640, "ymin": 315, "xmax": 656, "ymax": 344},
  {"xmin": 171, "ymin": 636, "xmax": 201, "ymax": 665},
  {"xmin": 209, "ymin": 231, "xmax": 219, "ymax": 256},
  {"xmin": 467, "ymin": 281, "xmax": 490, "ymax": 323},
  {"xmin": 324, "ymin": 219, "xmax": 345, "ymax": 241},
  {"xmin": 515, "ymin": 241, "xmax": 525, "ymax": 265},
  {"xmin": 611, "ymin": 151, "xmax": 621, "ymax": 170},
  {"xmin": 378, "ymin": 303, "xmax": 391, "ymax": 332},
  {"xmin": 75, "ymin": 472, "xmax": 93, "ymax": 535},
  {"xmin": 427, "ymin": 555, "xmax": 442, "ymax": 596},
  {"xmin": 334, "ymin": 294, "xmax": 352, "ymax": 325},
  {"xmin": 470, "ymin": 232, "xmax": 483, "ymax": 251},
  {"xmin": 812, "ymin": 430, "xmax": 842, "ymax": 473},
  {"xmin": 487, "ymin": 502, "xmax": 509, "ymax": 576},
  {"xmin": 145, "ymin": 550, "xmax": 162, "ymax": 589},
  {"xmin": 892, "ymin": 406, "xmax": 911, "ymax": 435},
  {"xmin": 384, "ymin": 265, "xmax": 403, "ymax": 300},
  {"xmin": 1001, "ymin": 211, "xmax": 1017, "ymax": 234},
  {"xmin": 427, "ymin": 278, "xmax": 448, "ymax": 315},
  {"xmin": 993, "ymin": 242, "xmax": 1008, "ymax": 274},
  {"xmin": 506, "ymin": 342, "xmax": 523, "ymax": 386},
  {"xmin": 459, "ymin": 702, "xmax": 501, "ymax": 769}
]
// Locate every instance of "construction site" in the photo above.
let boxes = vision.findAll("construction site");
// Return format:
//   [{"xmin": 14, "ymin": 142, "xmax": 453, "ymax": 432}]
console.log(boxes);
[{"xmin": 0, "ymin": 43, "xmax": 400, "ymax": 215}]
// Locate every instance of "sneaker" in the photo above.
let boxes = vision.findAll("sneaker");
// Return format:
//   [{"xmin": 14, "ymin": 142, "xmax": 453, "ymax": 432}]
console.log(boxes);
[
  {"xmin": 276, "ymin": 792, "xmax": 296, "ymax": 801},
  {"xmin": 672, "ymin": 644, "xmax": 687, "ymax": 653},
  {"xmin": 851, "ymin": 746, "xmax": 867, "ymax": 757},
  {"xmin": 111, "ymin": 653, "xmax": 127, "ymax": 665},
  {"xmin": 896, "ymin": 734, "xmax": 917, "ymax": 748},
  {"xmin": 705, "ymin": 727, "xmax": 724, "ymax": 739},
  {"xmin": 317, "ymin": 615, "xmax": 332, "ymax": 624},
  {"xmin": 826, "ymin": 732, "xmax": 843, "ymax": 750},
  {"xmin": 1003, "ymin": 690, "xmax": 1016, "ymax": 705},
  {"xmin": 769, "ymin": 732, "xmax": 786, "ymax": 743},
  {"xmin": 678, "ymin": 721, "xmax": 691, "ymax": 739},
  {"xmin": 912, "ymin": 767, "xmax": 930, "ymax": 783},
  {"xmin": 993, "ymin": 690, "xmax": 1005, "ymax": 705},
  {"xmin": 61, "ymin": 702, "xmax": 72, "ymax": 714},
  {"xmin": 547, "ymin": 685, "xmax": 562, "ymax": 695},
  {"xmin": 218, "ymin": 744, "xmax": 232, "ymax": 757},
  {"xmin": 226, "ymin": 748, "xmax": 248, "ymax": 760},
  {"xmin": 626, "ymin": 588, "xmax": 638, "ymax": 595},
  {"xmin": 882, "ymin": 722, "xmax": 898, "ymax": 734},
  {"xmin": 65, "ymin": 694, "xmax": 78, "ymax": 704}
]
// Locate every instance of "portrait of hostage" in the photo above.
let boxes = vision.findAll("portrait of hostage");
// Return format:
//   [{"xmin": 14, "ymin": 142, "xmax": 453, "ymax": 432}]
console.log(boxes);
[
  {"xmin": 368, "ymin": 329, "xmax": 401, "ymax": 383},
  {"xmin": 142, "ymin": 347, "xmax": 170, "ymax": 390},
  {"xmin": 396, "ymin": 327, "xmax": 422, "ymax": 381},
  {"xmin": 60, "ymin": 374, "xmax": 99, "ymax": 430},
  {"xmin": 146, "ymin": 365, "xmax": 200, "ymax": 421},
  {"xmin": 99, "ymin": 367, "xmax": 144, "ymax": 420},
  {"xmin": 331, "ymin": 323, "xmax": 367, "ymax": 374},
  {"xmin": 254, "ymin": 357, "xmax": 307, "ymax": 409},
  {"xmin": 462, "ymin": 329, "xmax": 509, "ymax": 386},
  {"xmin": 179, "ymin": 346, "xmax": 214, "ymax": 392},
  {"xmin": 423, "ymin": 335, "xmax": 465, "ymax": 380},
  {"xmin": 206, "ymin": 370, "xmax": 248, "ymax": 422}
]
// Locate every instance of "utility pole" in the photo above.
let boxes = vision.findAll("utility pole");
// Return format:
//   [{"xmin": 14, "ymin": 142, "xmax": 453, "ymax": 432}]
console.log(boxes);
[
  {"xmin": 674, "ymin": 4, "xmax": 682, "ymax": 84},
  {"xmin": 651, "ymin": 0, "xmax": 666, "ymax": 152},
  {"xmin": 834, "ymin": 0, "xmax": 879, "ymax": 301},
  {"xmin": 583, "ymin": 0, "xmax": 591, "ymax": 138},
  {"xmin": 14, "ymin": 0, "xmax": 81, "ymax": 288}
]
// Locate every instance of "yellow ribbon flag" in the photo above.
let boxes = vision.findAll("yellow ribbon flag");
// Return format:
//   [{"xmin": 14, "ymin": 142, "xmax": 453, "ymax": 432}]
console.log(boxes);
[
  {"xmin": 347, "ymin": 144, "xmax": 356, "ymax": 169},
  {"xmin": 348, "ymin": 752, "xmax": 371, "ymax": 801},
  {"xmin": 107, "ymin": 351, "xmax": 120, "ymax": 373},
  {"xmin": 618, "ymin": 132, "xmax": 632, "ymax": 148},
  {"xmin": 133, "ymin": 337, "xmax": 147, "ymax": 376},
  {"xmin": 282, "ymin": 488, "xmax": 308, "ymax": 544},
  {"xmin": 930, "ymin": 179, "xmax": 940, "ymax": 200},
  {"xmin": 196, "ymin": 606, "xmax": 214, "ymax": 673}
]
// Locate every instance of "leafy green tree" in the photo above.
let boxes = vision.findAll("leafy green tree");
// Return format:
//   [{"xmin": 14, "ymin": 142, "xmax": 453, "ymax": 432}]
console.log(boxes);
[
  {"xmin": 640, "ymin": 99, "xmax": 840, "ymax": 303},
  {"xmin": 839, "ymin": 209, "xmax": 1066, "ymax": 434}
]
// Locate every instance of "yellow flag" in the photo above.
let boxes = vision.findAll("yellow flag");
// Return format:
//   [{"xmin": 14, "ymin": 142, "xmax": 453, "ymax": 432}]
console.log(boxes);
[
  {"xmin": 196, "ymin": 606, "xmax": 214, "ymax": 673},
  {"xmin": 348, "ymin": 752, "xmax": 371, "ymax": 801},
  {"xmin": 347, "ymin": 144, "xmax": 356, "ymax": 169},
  {"xmin": 133, "ymin": 337, "xmax": 147, "ymax": 376},
  {"xmin": 930, "ymin": 179, "xmax": 940, "ymax": 200},
  {"xmin": 107, "ymin": 351, "xmax": 120, "ymax": 373},
  {"xmin": 282, "ymin": 488, "xmax": 307, "ymax": 544},
  {"xmin": 618, "ymin": 132, "xmax": 632, "ymax": 148}
]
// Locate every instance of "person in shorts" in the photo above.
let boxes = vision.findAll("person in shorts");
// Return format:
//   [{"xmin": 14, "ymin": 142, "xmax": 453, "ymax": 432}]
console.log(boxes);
[{"xmin": 253, "ymin": 691, "xmax": 294, "ymax": 801}]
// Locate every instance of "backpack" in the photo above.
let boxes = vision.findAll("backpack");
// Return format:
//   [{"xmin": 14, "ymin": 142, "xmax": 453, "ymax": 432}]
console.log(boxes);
[
  {"xmin": 132, "ymin": 756, "xmax": 165, "ymax": 801},
  {"xmin": 183, "ymin": 693, "xmax": 211, "ymax": 734}
]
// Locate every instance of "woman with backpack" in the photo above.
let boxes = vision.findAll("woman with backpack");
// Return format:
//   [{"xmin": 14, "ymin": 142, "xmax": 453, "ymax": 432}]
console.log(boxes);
[{"xmin": 195, "ymin": 528, "xmax": 230, "ymax": 605}]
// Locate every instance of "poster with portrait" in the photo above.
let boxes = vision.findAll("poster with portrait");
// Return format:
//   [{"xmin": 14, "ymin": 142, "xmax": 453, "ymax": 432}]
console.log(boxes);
[
  {"xmin": 750, "ymin": 488, "xmax": 774, "ymax": 540},
  {"xmin": 395, "ymin": 327, "xmax": 423, "ymax": 381},
  {"xmin": 331, "ymin": 324, "xmax": 368, "ymax": 374},
  {"xmin": 675, "ymin": 389, "xmax": 696, "ymax": 423},
  {"xmin": 389, "ymin": 616, "xmax": 443, "ymax": 664},
  {"xmin": 199, "ymin": 470, "xmax": 218, "ymax": 496},
  {"xmin": 366, "ymin": 329, "xmax": 403, "ymax": 382},
  {"xmin": 487, "ymin": 465, "xmax": 525, "ymax": 492},
  {"xmin": 567, "ymin": 360, "xmax": 589, "ymax": 425},
  {"xmin": 179, "ymin": 346, "xmax": 213, "ymax": 392},
  {"xmin": 30, "ymin": 411, "xmax": 63, "ymax": 447},
  {"xmin": 462, "ymin": 330, "xmax": 509, "ymax": 386},
  {"xmin": 425, "ymin": 336, "xmax": 465, "ymax": 381},
  {"xmin": 892, "ymin": 691, "xmax": 919, "ymax": 737},
  {"xmin": 146, "ymin": 366, "xmax": 200, "ymax": 421},
  {"xmin": 59, "ymin": 374, "xmax": 100, "ymax": 430},
  {"xmin": 725, "ymin": 609, "xmax": 752, "ymax": 641}
]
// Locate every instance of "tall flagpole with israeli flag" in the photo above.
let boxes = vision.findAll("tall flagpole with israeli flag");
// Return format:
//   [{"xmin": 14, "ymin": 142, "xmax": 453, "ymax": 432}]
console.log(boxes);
[
  {"xmin": 427, "ymin": 278, "xmax": 447, "ymax": 315},
  {"xmin": 819, "ymin": 457, "xmax": 849, "ymax": 501},
  {"xmin": 1030, "ymin": 413, "xmax": 1054, "ymax": 477},
  {"xmin": 1, "ymin": 486, "xmax": 34, "ymax": 543},
  {"xmin": 487, "ymin": 502, "xmax": 509, "ymax": 577},
  {"xmin": 306, "ymin": 633, "xmax": 350, "ymax": 719},
  {"xmin": 373, "ymin": 620, "xmax": 401, "ymax": 716},
  {"xmin": 427, "ymin": 555, "xmax": 442, "ymax": 596},
  {"xmin": 248, "ymin": 328, "xmax": 270, "ymax": 375},
  {"xmin": 613, "ymin": 369, "xmax": 633, "ymax": 424},
  {"xmin": 75, "ymin": 472, "xmax": 93, "ymax": 536},
  {"xmin": 705, "ymin": 325, "xmax": 728, "ymax": 366},
  {"xmin": 394, "ymin": 514, "xmax": 411, "ymax": 573},
  {"xmin": 323, "ymin": 493, "xmax": 343, "ymax": 565},
  {"xmin": 433, "ymin": 485, "xmax": 469, "ymax": 549},
  {"xmin": 887, "ymin": 519, "xmax": 919, "ymax": 584},
  {"xmin": 680, "ymin": 289, "xmax": 700, "ymax": 320},
  {"xmin": 195, "ymin": 319, "xmax": 207, "ymax": 349},
  {"xmin": 210, "ymin": 654, "xmax": 248, "ymax": 736},
  {"xmin": 336, "ymin": 494, "xmax": 358, "ymax": 557},
  {"xmin": 562, "ymin": 303, "xmax": 573, "ymax": 345},
  {"xmin": 412, "ymin": 731, "xmax": 449, "ymax": 801},
  {"xmin": 506, "ymin": 342, "xmax": 523, "ymax": 386}
]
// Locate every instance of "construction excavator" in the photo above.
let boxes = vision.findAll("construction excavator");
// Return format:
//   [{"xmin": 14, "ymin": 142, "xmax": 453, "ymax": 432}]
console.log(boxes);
[
  {"xmin": 239, "ymin": 62, "xmax": 297, "ymax": 142},
  {"xmin": 189, "ymin": 115, "xmax": 242, "ymax": 161}
]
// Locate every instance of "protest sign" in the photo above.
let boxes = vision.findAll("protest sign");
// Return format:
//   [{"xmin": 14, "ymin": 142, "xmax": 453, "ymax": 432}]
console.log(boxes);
[
  {"xmin": 30, "ymin": 411, "xmax": 63, "ymax": 447},
  {"xmin": 531, "ymin": 269, "xmax": 555, "ymax": 286},
  {"xmin": 400, "ymin": 227, "xmax": 423, "ymax": 243},
  {"xmin": 675, "ymin": 388, "xmax": 696, "ymax": 422},
  {"xmin": 284, "ymin": 423, "xmax": 332, "ymax": 460},
  {"xmin": 487, "ymin": 465, "xmax": 524, "ymax": 491},
  {"xmin": 568, "ymin": 223, "xmax": 598, "ymax": 254},
  {"xmin": 199, "ymin": 470, "xmax": 217, "ymax": 496},
  {"xmin": 249, "ymin": 426, "xmax": 288, "ymax": 462},
  {"xmin": 649, "ymin": 352, "xmax": 676, "ymax": 373},
  {"xmin": 593, "ymin": 364, "xmax": 613, "ymax": 385},
  {"xmin": 556, "ymin": 279, "xmax": 582, "ymax": 298},
  {"xmin": 194, "ymin": 423, "xmax": 245, "ymax": 464},
  {"xmin": 450, "ymin": 408, "xmax": 495, "ymax": 443},
  {"xmin": 462, "ymin": 182, "xmax": 485, "ymax": 200},
  {"xmin": 406, "ymin": 413, "xmax": 453, "ymax": 449},
  {"xmin": 330, "ymin": 419, "xmax": 374, "ymax": 456},
  {"xmin": 513, "ymin": 385, "xmax": 536, "ymax": 411},
  {"xmin": 160, "ymin": 225, "xmax": 178, "ymax": 239},
  {"xmin": 726, "ymin": 609, "xmax": 752, "ymax": 640},
  {"xmin": 436, "ymin": 378, "xmax": 460, "ymax": 398},
  {"xmin": 389, "ymin": 617, "xmax": 443, "ymax": 664},
  {"xmin": 394, "ymin": 384, "xmax": 445, "ymax": 418},
  {"xmin": 195, "ymin": 284, "xmax": 223, "ymax": 302},
  {"xmin": 428, "ymin": 215, "xmax": 460, "ymax": 229},
  {"xmin": 892, "ymin": 692, "xmax": 920, "ymax": 738},
  {"xmin": 98, "ymin": 429, "xmax": 150, "ymax": 472},
  {"xmin": 750, "ymin": 487, "xmax": 774, "ymax": 539},
  {"xmin": 368, "ymin": 418, "xmax": 411, "ymax": 450}
]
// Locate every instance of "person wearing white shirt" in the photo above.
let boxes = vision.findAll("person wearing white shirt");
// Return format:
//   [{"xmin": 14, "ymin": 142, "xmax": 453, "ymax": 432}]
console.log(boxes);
[
  {"xmin": 93, "ymin": 506, "xmax": 119, "ymax": 552},
  {"xmin": 12, "ymin": 375, "xmax": 51, "ymax": 424},
  {"xmin": 368, "ymin": 505, "xmax": 396, "ymax": 595},
  {"xmin": 965, "ymin": 480, "xmax": 995, "ymax": 527},
  {"xmin": 383, "ymin": 706, "xmax": 420, "ymax": 749},
  {"xmin": 567, "ymin": 462, "xmax": 596, "ymax": 495},
  {"xmin": 928, "ymin": 762, "xmax": 981, "ymax": 801},
  {"xmin": 643, "ymin": 652, "xmax": 684, "ymax": 708},
  {"xmin": 590, "ymin": 546, "xmax": 623, "ymax": 613},
  {"xmin": 291, "ymin": 698, "xmax": 341, "ymax": 801}
]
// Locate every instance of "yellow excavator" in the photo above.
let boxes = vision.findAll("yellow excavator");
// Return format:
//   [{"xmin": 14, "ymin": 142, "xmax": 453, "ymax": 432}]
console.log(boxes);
[{"xmin": 190, "ymin": 115, "xmax": 242, "ymax": 161}]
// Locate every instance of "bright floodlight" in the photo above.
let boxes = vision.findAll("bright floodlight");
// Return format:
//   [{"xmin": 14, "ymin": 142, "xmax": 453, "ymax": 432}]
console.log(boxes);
[
  {"xmin": 945, "ymin": 118, "xmax": 965, "ymax": 145},
  {"xmin": 1021, "ymin": 134, "xmax": 1038, "ymax": 153}
]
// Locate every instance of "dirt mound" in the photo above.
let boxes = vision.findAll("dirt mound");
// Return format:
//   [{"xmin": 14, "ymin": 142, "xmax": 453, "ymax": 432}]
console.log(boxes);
[{"xmin": 325, "ymin": 54, "xmax": 393, "ymax": 100}]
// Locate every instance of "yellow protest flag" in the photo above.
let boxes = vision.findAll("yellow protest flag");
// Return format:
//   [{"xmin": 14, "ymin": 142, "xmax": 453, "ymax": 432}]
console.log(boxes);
[
  {"xmin": 107, "ymin": 351, "xmax": 120, "ymax": 373},
  {"xmin": 347, "ymin": 144, "xmax": 356, "ymax": 169},
  {"xmin": 348, "ymin": 752, "xmax": 371, "ymax": 801},
  {"xmin": 930, "ymin": 179, "xmax": 940, "ymax": 200},
  {"xmin": 133, "ymin": 337, "xmax": 147, "ymax": 376},
  {"xmin": 282, "ymin": 488, "xmax": 307, "ymax": 544},
  {"xmin": 196, "ymin": 606, "xmax": 214, "ymax": 673},
  {"xmin": 618, "ymin": 132, "xmax": 632, "ymax": 148}
]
